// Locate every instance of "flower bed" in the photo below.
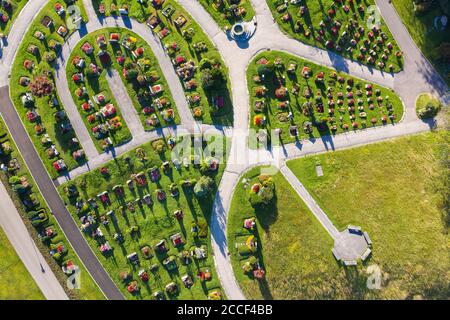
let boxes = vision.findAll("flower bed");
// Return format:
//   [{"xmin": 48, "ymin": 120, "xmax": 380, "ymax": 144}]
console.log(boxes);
[
  {"xmin": 92, "ymin": 0, "xmax": 233, "ymax": 126},
  {"xmin": 58, "ymin": 135, "xmax": 229, "ymax": 299},
  {"xmin": 267, "ymin": 0, "xmax": 404, "ymax": 72},
  {"xmin": 0, "ymin": 117, "xmax": 103, "ymax": 300},
  {"xmin": 198, "ymin": 0, "xmax": 255, "ymax": 30},
  {"xmin": 248, "ymin": 51, "xmax": 404, "ymax": 148},
  {"xmin": 10, "ymin": 0, "xmax": 88, "ymax": 178}
]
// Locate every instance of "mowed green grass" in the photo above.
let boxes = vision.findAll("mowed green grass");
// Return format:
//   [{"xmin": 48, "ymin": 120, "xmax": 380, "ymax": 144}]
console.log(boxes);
[
  {"xmin": 0, "ymin": 226, "xmax": 44, "ymax": 300},
  {"xmin": 198, "ymin": 0, "xmax": 255, "ymax": 29},
  {"xmin": 228, "ymin": 167, "xmax": 348, "ymax": 300},
  {"xmin": 247, "ymin": 51, "xmax": 404, "ymax": 148},
  {"xmin": 91, "ymin": 0, "xmax": 234, "ymax": 126},
  {"xmin": 66, "ymin": 28, "xmax": 179, "ymax": 134},
  {"xmin": 267, "ymin": 0, "xmax": 403, "ymax": 72},
  {"xmin": 58, "ymin": 136, "xmax": 229, "ymax": 300},
  {"xmin": 287, "ymin": 131, "xmax": 450, "ymax": 299},
  {"xmin": 391, "ymin": 0, "xmax": 450, "ymax": 85},
  {"xmin": 10, "ymin": 0, "xmax": 88, "ymax": 179},
  {"xmin": 0, "ymin": 0, "xmax": 29, "ymax": 35}
]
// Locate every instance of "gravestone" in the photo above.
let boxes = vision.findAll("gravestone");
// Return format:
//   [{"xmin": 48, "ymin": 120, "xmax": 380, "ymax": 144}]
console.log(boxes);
[{"xmin": 316, "ymin": 165, "xmax": 323, "ymax": 177}]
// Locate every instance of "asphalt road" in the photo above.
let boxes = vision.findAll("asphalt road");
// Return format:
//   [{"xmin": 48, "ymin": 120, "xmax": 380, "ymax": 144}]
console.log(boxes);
[
  {"xmin": 0, "ymin": 85, "xmax": 124, "ymax": 300},
  {"xmin": 0, "ymin": 0, "xmax": 446, "ymax": 301},
  {"xmin": 0, "ymin": 180, "xmax": 68, "ymax": 300}
]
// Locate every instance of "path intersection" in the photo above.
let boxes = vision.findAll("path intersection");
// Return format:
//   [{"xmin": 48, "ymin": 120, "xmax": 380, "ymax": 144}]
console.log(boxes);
[{"xmin": 0, "ymin": 0, "xmax": 447, "ymax": 300}]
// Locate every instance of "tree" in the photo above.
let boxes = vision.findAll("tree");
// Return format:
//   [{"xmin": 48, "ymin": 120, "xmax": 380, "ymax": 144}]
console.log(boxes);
[
  {"xmin": 199, "ymin": 58, "xmax": 213, "ymax": 70},
  {"xmin": 8, "ymin": 176, "xmax": 20, "ymax": 185},
  {"xmin": 418, "ymin": 102, "xmax": 441, "ymax": 119},
  {"xmin": 201, "ymin": 69, "xmax": 215, "ymax": 89},
  {"xmin": 248, "ymin": 177, "xmax": 275, "ymax": 206},
  {"xmin": 194, "ymin": 176, "xmax": 214, "ymax": 198},
  {"xmin": 201, "ymin": 65, "xmax": 224, "ymax": 89},
  {"xmin": 28, "ymin": 75, "xmax": 53, "ymax": 97},
  {"xmin": 13, "ymin": 184, "xmax": 28, "ymax": 194},
  {"xmin": 257, "ymin": 62, "xmax": 274, "ymax": 76},
  {"xmin": 259, "ymin": 184, "xmax": 275, "ymax": 204},
  {"xmin": 126, "ymin": 69, "xmax": 139, "ymax": 81},
  {"xmin": 210, "ymin": 67, "xmax": 224, "ymax": 81}
]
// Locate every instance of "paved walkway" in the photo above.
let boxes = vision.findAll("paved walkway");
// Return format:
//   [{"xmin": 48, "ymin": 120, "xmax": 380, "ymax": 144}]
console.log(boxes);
[
  {"xmin": 0, "ymin": 180, "xmax": 68, "ymax": 300},
  {"xmin": 279, "ymin": 164, "xmax": 340, "ymax": 239},
  {"xmin": 177, "ymin": 0, "xmax": 448, "ymax": 300},
  {"xmin": 0, "ymin": 0, "xmax": 447, "ymax": 301},
  {"xmin": 0, "ymin": 0, "xmax": 49, "ymax": 86},
  {"xmin": 0, "ymin": 86, "xmax": 122, "ymax": 300},
  {"xmin": 54, "ymin": 11, "xmax": 198, "ymax": 161},
  {"xmin": 105, "ymin": 69, "xmax": 145, "ymax": 138}
]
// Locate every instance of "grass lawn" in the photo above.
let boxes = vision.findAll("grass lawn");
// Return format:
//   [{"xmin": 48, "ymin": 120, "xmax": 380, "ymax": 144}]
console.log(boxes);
[
  {"xmin": 10, "ymin": 0, "xmax": 89, "ymax": 179},
  {"xmin": 0, "ymin": 0, "xmax": 29, "ymax": 36},
  {"xmin": 58, "ymin": 135, "xmax": 229, "ymax": 300},
  {"xmin": 287, "ymin": 131, "xmax": 450, "ymax": 299},
  {"xmin": 67, "ymin": 28, "xmax": 179, "ymax": 136},
  {"xmin": 92, "ymin": 0, "xmax": 154, "ymax": 22},
  {"xmin": 248, "ymin": 51, "xmax": 403, "ymax": 148},
  {"xmin": 0, "ymin": 226, "xmax": 44, "ymax": 300},
  {"xmin": 415, "ymin": 92, "xmax": 442, "ymax": 119},
  {"xmin": 92, "ymin": 0, "xmax": 234, "ymax": 126},
  {"xmin": 392, "ymin": 0, "xmax": 450, "ymax": 85},
  {"xmin": 0, "ymin": 117, "xmax": 104, "ymax": 300},
  {"xmin": 227, "ymin": 166, "xmax": 346, "ymax": 299},
  {"xmin": 198, "ymin": 0, "xmax": 255, "ymax": 30},
  {"xmin": 267, "ymin": 0, "xmax": 404, "ymax": 72}
]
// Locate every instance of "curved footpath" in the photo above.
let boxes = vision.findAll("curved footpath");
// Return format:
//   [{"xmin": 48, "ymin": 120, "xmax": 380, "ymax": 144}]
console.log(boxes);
[
  {"xmin": 54, "ymin": 2, "xmax": 208, "ymax": 183},
  {"xmin": 0, "ymin": 0, "xmax": 49, "ymax": 86},
  {"xmin": 0, "ymin": 86, "xmax": 123, "ymax": 300},
  {"xmin": 0, "ymin": 0, "xmax": 68, "ymax": 300},
  {"xmin": 0, "ymin": 0, "xmax": 448, "ymax": 301},
  {"xmin": 178, "ymin": 0, "xmax": 449, "ymax": 299},
  {"xmin": 0, "ymin": 2, "xmax": 123, "ymax": 300},
  {"xmin": 0, "ymin": 180, "xmax": 68, "ymax": 300}
]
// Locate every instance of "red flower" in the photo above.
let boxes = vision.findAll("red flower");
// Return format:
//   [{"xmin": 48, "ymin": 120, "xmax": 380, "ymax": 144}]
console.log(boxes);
[{"xmin": 251, "ymin": 183, "xmax": 260, "ymax": 193}]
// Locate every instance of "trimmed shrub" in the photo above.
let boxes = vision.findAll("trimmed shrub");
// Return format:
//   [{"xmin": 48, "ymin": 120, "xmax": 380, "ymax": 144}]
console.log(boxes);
[{"xmin": 194, "ymin": 176, "xmax": 214, "ymax": 198}]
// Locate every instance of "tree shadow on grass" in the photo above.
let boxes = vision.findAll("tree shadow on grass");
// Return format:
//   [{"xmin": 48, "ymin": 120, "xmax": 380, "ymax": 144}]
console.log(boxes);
[
  {"xmin": 182, "ymin": 188, "xmax": 198, "ymax": 221},
  {"xmin": 206, "ymin": 85, "xmax": 234, "ymax": 126},
  {"xmin": 253, "ymin": 193, "xmax": 279, "ymax": 233},
  {"xmin": 253, "ymin": 227, "xmax": 274, "ymax": 300},
  {"xmin": 257, "ymin": 277, "xmax": 274, "ymax": 300},
  {"xmin": 343, "ymin": 266, "xmax": 369, "ymax": 299}
]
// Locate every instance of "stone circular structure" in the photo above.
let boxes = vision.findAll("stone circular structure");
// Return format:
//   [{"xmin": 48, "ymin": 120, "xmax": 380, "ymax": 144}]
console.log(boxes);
[
  {"xmin": 231, "ymin": 22, "xmax": 245, "ymax": 37},
  {"xmin": 332, "ymin": 226, "xmax": 372, "ymax": 264}
]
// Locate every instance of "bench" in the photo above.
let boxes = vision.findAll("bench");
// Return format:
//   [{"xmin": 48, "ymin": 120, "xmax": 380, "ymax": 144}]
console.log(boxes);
[
  {"xmin": 364, "ymin": 231, "xmax": 372, "ymax": 246},
  {"xmin": 344, "ymin": 260, "xmax": 357, "ymax": 266},
  {"xmin": 361, "ymin": 248, "xmax": 372, "ymax": 262},
  {"xmin": 348, "ymin": 225, "xmax": 362, "ymax": 234}
]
